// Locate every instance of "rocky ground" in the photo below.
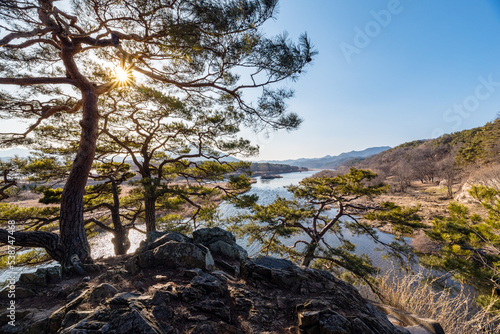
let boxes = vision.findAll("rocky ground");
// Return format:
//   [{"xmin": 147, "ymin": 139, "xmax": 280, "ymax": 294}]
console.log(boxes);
[{"xmin": 0, "ymin": 228, "xmax": 443, "ymax": 334}]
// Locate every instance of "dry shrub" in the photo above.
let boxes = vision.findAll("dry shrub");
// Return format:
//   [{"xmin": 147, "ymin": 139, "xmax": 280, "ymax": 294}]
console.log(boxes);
[
  {"xmin": 411, "ymin": 231, "xmax": 441, "ymax": 255},
  {"xmin": 357, "ymin": 268, "xmax": 500, "ymax": 334}
]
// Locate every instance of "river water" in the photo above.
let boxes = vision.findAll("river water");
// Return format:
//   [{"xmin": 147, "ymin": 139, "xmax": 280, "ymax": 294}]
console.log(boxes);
[{"xmin": 0, "ymin": 170, "xmax": 410, "ymax": 284}]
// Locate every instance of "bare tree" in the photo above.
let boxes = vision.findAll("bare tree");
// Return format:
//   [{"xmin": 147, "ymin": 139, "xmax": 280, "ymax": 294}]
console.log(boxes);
[
  {"xmin": 438, "ymin": 155, "xmax": 461, "ymax": 198},
  {"xmin": 391, "ymin": 163, "xmax": 413, "ymax": 193}
]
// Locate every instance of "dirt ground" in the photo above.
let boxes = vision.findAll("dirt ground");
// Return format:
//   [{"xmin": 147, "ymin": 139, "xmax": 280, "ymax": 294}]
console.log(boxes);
[{"xmin": 365, "ymin": 180, "xmax": 486, "ymax": 229}]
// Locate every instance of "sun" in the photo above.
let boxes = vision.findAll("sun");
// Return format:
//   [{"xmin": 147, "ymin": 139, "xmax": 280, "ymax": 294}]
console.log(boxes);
[{"xmin": 113, "ymin": 65, "xmax": 132, "ymax": 86}]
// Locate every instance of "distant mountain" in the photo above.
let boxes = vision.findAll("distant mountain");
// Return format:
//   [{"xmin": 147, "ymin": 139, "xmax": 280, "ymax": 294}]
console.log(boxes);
[
  {"xmin": 255, "ymin": 146, "xmax": 391, "ymax": 169},
  {"xmin": 0, "ymin": 146, "xmax": 392, "ymax": 171}
]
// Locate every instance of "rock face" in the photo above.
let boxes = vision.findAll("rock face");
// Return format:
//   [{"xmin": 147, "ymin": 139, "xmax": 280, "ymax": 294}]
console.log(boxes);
[
  {"xmin": 193, "ymin": 227, "xmax": 248, "ymax": 261},
  {"xmin": 0, "ymin": 228, "xmax": 441, "ymax": 334},
  {"xmin": 0, "ymin": 265, "xmax": 62, "ymax": 299},
  {"xmin": 241, "ymin": 257, "xmax": 407, "ymax": 334},
  {"xmin": 454, "ymin": 168, "xmax": 500, "ymax": 203},
  {"xmin": 126, "ymin": 234, "xmax": 215, "ymax": 274}
]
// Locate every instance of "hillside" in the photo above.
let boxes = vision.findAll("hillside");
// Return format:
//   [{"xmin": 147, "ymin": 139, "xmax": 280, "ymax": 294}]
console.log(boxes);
[
  {"xmin": 343, "ymin": 119, "xmax": 500, "ymax": 169},
  {"xmin": 256, "ymin": 146, "xmax": 391, "ymax": 169},
  {"xmin": 336, "ymin": 118, "xmax": 500, "ymax": 196}
]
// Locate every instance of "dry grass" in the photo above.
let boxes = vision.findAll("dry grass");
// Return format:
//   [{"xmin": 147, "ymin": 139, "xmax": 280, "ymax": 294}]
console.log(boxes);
[{"xmin": 357, "ymin": 269, "xmax": 500, "ymax": 334}]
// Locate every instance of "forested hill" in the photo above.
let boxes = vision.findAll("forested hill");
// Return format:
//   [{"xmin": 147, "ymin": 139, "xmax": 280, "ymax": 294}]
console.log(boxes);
[{"xmin": 337, "ymin": 118, "xmax": 500, "ymax": 186}]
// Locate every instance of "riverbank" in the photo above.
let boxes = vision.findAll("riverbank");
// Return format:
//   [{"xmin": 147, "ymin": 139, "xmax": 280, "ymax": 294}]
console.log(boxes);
[{"xmin": 356, "ymin": 180, "xmax": 486, "ymax": 236}]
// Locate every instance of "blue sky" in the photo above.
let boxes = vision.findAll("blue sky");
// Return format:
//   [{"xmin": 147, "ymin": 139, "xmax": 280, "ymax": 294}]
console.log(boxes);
[
  {"xmin": 245, "ymin": 0, "xmax": 500, "ymax": 160},
  {"xmin": 2, "ymin": 1, "xmax": 500, "ymax": 161}
]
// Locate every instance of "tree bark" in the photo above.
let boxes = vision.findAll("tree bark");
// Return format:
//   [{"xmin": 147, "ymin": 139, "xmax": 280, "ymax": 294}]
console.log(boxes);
[
  {"xmin": 0, "ymin": 229, "xmax": 64, "ymax": 262},
  {"xmin": 144, "ymin": 189, "xmax": 157, "ymax": 233},
  {"xmin": 301, "ymin": 242, "xmax": 318, "ymax": 268},
  {"xmin": 59, "ymin": 87, "xmax": 98, "ymax": 265},
  {"xmin": 142, "ymin": 158, "xmax": 157, "ymax": 232},
  {"xmin": 447, "ymin": 178, "xmax": 453, "ymax": 198},
  {"xmin": 110, "ymin": 180, "xmax": 130, "ymax": 255},
  {"xmin": 111, "ymin": 228, "xmax": 130, "ymax": 255}
]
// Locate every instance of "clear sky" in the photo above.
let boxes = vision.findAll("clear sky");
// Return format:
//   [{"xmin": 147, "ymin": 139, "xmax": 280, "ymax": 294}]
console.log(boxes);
[
  {"xmin": 244, "ymin": 0, "xmax": 500, "ymax": 160},
  {"xmin": 2, "ymin": 1, "xmax": 500, "ymax": 161}
]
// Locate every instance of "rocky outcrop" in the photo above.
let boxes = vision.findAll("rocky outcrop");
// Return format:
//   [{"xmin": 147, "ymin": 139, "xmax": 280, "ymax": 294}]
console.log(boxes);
[
  {"xmin": 125, "ymin": 233, "xmax": 215, "ymax": 275},
  {"xmin": 455, "ymin": 167, "xmax": 500, "ymax": 203},
  {"xmin": 0, "ymin": 228, "xmax": 442, "ymax": 334},
  {"xmin": 241, "ymin": 257, "xmax": 408, "ymax": 334},
  {"xmin": 193, "ymin": 227, "xmax": 248, "ymax": 261},
  {"xmin": 0, "ymin": 265, "xmax": 62, "ymax": 299}
]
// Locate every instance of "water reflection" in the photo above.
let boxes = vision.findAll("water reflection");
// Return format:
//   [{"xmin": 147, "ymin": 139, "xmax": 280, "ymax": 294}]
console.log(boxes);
[
  {"xmin": 0, "ymin": 226, "xmax": 148, "ymax": 285},
  {"xmin": 89, "ymin": 226, "xmax": 146, "ymax": 259}
]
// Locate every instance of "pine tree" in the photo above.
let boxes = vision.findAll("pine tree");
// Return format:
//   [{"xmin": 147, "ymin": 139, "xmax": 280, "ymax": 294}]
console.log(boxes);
[
  {"xmin": 0, "ymin": 0, "xmax": 315, "ymax": 267},
  {"xmin": 232, "ymin": 168, "xmax": 418, "ymax": 281},
  {"xmin": 424, "ymin": 185, "xmax": 500, "ymax": 310}
]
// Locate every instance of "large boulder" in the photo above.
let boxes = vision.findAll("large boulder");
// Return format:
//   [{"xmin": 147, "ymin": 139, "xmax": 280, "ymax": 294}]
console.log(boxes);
[
  {"xmin": 146, "ymin": 231, "xmax": 192, "ymax": 247},
  {"xmin": 156, "ymin": 241, "xmax": 213, "ymax": 270},
  {"xmin": 18, "ymin": 265, "xmax": 62, "ymax": 286},
  {"xmin": 209, "ymin": 239, "xmax": 248, "ymax": 261},
  {"xmin": 130, "ymin": 239, "xmax": 214, "ymax": 272},
  {"xmin": 193, "ymin": 227, "xmax": 248, "ymax": 260},
  {"xmin": 193, "ymin": 227, "xmax": 236, "ymax": 245}
]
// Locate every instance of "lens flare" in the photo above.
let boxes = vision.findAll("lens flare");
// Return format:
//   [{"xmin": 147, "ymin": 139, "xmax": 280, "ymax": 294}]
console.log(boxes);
[{"xmin": 113, "ymin": 66, "xmax": 132, "ymax": 85}]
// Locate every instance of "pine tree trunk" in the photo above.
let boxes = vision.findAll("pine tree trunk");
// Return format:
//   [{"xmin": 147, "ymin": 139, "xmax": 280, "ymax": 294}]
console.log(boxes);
[
  {"xmin": 59, "ymin": 88, "xmax": 98, "ymax": 266},
  {"xmin": 110, "ymin": 181, "xmax": 130, "ymax": 255},
  {"xmin": 145, "ymin": 192, "xmax": 157, "ymax": 233},
  {"xmin": 301, "ymin": 242, "xmax": 318, "ymax": 268},
  {"xmin": 111, "ymin": 227, "xmax": 130, "ymax": 255},
  {"xmin": 142, "ymin": 161, "xmax": 157, "ymax": 232},
  {"xmin": 0, "ymin": 229, "xmax": 64, "ymax": 262},
  {"xmin": 447, "ymin": 178, "xmax": 453, "ymax": 198}
]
